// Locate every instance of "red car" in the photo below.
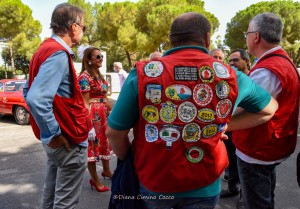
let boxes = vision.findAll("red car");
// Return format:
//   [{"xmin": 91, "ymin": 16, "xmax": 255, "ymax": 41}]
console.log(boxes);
[{"xmin": 0, "ymin": 79, "xmax": 30, "ymax": 125}]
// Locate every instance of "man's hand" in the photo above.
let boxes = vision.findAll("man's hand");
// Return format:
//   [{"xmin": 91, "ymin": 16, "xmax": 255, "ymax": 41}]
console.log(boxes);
[
  {"xmin": 48, "ymin": 134, "xmax": 71, "ymax": 151},
  {"xmin": 88, "ymin": 127, "xmax": 96, "ymax": 141}
]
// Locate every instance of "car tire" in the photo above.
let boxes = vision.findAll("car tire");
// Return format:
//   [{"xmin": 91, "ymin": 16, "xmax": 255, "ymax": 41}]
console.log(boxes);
[{"xmin": 14, "ymin": 106, "xmax": 30, "ymax": 125}]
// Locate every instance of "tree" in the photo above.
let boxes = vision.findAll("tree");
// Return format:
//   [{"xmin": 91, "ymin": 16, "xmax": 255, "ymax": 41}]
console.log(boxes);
[
  {"xmin": 224, "ymin": 0, "xmax": 300, "ymax": 65},
  {"xmin": 0, "ymin": 0, "xmax": 41, "ymax": 74}
]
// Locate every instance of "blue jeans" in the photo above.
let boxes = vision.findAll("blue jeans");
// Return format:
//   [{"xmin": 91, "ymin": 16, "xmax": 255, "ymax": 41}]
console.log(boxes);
[
  {"xmin": 142, "ymin": 195, "xmax": 219, "ymax": 209},
  {"xmin": 237, "ymin": 157, "xmax": 279, "ymax": 209}
]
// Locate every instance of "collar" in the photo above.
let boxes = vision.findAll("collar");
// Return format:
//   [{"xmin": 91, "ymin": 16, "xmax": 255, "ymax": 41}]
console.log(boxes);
[
  {"xmin": 51, "ymin": 34, "xmax": 75, "ymax": 58},
  {"xmin": 253, "ymin": 46, "xmax": 282, "ymax": 67},
  {"xmin": 163, "ymin": 46, "xmax": 209, "ymax": 56}
]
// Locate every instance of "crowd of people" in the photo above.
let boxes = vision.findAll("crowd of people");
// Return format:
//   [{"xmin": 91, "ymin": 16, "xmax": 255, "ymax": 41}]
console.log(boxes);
[{"xmin": 23, "ymin": 2, "xmax": 299, "ymax": 209}]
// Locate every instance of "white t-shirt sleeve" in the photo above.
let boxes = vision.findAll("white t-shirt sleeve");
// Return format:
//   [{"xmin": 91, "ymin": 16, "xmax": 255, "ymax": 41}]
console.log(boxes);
[{"xmin": 250, "ymin": 68, "xmax": 282, "ymax": 98}]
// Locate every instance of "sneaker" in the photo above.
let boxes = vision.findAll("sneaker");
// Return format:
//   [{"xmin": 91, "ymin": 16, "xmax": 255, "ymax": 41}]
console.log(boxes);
[
  {"xmin": 220, "ymin": 188, "xmax": 239, "ymax": 198},
  {"xmin": 236, "ymin": 198, "xmax": 245, "ymax": 209}
]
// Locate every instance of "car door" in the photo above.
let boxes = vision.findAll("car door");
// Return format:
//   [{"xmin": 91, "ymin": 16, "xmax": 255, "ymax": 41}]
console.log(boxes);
[{"xmin": 0, "ymin": 81, "xmax": 4, "ymax": 112}]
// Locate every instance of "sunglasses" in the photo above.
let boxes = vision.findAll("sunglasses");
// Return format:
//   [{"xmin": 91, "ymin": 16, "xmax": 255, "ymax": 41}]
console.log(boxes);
[
  {"xmin": 75, "ymin": 23, "xmax": 87, "ymax": 33},
  {"xmin": 96, "ymin": 54, "xmax": 104, "ymax": 59}
]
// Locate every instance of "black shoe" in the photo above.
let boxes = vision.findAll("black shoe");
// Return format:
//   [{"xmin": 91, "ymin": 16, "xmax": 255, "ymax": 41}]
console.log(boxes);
[
  {"xmin": 223, "ymin": 174, "xmax": 229, "ymax": 181},
  {"xmin": 220, "ymin": 188, "xmax": 239, "ymax": 198},
  {"xmin": 236, "ymin": 198, "xmax": 245, "ymax": 209}
]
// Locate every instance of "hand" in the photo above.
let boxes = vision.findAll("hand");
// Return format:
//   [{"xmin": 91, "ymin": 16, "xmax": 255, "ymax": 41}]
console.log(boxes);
[
  {"xmin": 219, "ymin": 123, "xmax": 229, "ymax": 140},
  {"xmin": 88, "ymin": 127, "xmax": 96, "ymax": 141},
  {"xmin": 48, "ymin": 134, "xmax": 71, "ymax": 151}
]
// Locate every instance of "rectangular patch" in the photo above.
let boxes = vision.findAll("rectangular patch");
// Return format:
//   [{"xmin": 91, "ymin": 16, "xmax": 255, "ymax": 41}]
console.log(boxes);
[{"xmin": 174, "ymin": 66, "xmax": 198, "ymax": 81}]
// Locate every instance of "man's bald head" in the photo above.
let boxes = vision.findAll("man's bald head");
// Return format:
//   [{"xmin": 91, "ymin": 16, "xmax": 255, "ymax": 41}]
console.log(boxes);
[{"xmin": 169, "ymin": 12, "xmax": 211, "ymax": 47}]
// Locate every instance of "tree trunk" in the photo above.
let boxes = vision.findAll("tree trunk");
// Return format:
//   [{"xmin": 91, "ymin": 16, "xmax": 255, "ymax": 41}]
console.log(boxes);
[
  {"xmin": 125, "ymin": 50, "xmax": 132, "ymax": 69},
  {"xmin": 9, "ymin": 45, "xmax": 15, "ymax": 75}
]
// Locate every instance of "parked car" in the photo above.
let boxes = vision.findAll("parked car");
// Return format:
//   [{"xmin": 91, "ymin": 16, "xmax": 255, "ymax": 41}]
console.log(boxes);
[{"xmin": 0, "ymin": 79, "xmax": 30, "ymax": 125}]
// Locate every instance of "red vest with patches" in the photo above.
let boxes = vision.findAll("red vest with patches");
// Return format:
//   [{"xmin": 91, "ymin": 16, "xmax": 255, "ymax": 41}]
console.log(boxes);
[
  {"xmin": 28, "ymin": 38, "xmax": 92, "ymax": 144},
  {"xmin": 133, "ymin": 48, "xmax": 238, "ymax": 192},
  {"xmin": 232, "ymin": 49, "xmax": 299, "ymax": 161}
]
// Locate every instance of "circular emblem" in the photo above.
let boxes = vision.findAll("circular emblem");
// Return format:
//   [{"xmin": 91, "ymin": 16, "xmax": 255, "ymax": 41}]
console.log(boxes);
[
  {"xmin": 182, "ymin": 123, "xmax": 201, "ymax": 143},
  {"xmin": 186, "ymin": 146, "xmax": 204, "ymax": 163},
  {"xmin": 216, "ymin": 81, "xmax": 230, "ymax": 99},
  {"xmin": 144, "ymin": 61, "xmax": 164, "ymax": 77},
  {"xmin": 145, "ymin": 124, "xmax": 158, "ymax": 142},
  {"xmin": 216, "ymin": 99, "xmax": 232, "ymax": 119},
  {"xmin": 197, "ymin": 108, "xmax": 215, "ymax": 123},
  {"xmin": 160, "ymin": 101, "xmax": 177, "ymax": 123},
  {"xmin": 178, "ymin": 101, "xmax": 197, "ymax": 123},
  {"xmin": 146, "ymin": 84, "xmax": 162, "ymax": 104},
  {"xmin": 142, "ymin": 105, "xmax": 159, "ymax": 123},
  {"xmin": 193, "ymin": 84, "xmax": 213, "ymax": 106},
  {"xmin": 213, "ymin": 62, "xmax": 230, "ymax": 78},
  {"xmin": 159, "ymin": 126, "xmax": 181, "ymax": 142},
  {"xmin": 199, "ymin": 66, "xmax": 214, "ymax": 83},
  {"xmin": 165, "ymin": 84, "xmax": 192, "ymax": 101},
  {"xmin": 202, "ymin": 124, "xmax": 218, "ymax": 138}
]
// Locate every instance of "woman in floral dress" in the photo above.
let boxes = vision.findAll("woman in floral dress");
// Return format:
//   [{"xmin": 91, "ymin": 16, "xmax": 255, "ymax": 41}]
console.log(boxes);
[{"xmin": 78, "ymin": 47, "xmax": 113, "ymax": 192}]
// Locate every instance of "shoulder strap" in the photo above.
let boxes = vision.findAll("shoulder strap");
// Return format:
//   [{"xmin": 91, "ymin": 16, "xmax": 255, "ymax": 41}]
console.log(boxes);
[{"xmin": 258, "ymin": 54, "xmax": 300, "ymax": 82}]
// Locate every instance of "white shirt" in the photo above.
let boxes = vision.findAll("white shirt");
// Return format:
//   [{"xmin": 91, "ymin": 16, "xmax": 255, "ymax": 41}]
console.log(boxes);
[{"xmin": 118, "ymin": 69, "xmax": 128, "ymax": 89}]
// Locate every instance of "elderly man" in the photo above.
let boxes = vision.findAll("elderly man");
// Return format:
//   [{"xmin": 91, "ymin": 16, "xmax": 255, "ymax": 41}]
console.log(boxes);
[
  {"xmin": 113, "ymin": 62, "xmax": 128, "ymax": 89},
  {"xmin": 106, "ymin": 12, "xmax": 278, "ymax": 209},
  {"xmin": 233, "ymin": 13, "xmax": 299, "ymax": 209},
  {"xmin": 210, "ymin": 48, "xmax": 225, "ymax": 61}
]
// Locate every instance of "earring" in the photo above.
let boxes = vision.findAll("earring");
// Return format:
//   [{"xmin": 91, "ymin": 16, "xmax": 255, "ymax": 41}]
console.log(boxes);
[{"xmin": 88, "ymin": 61, "xmax": 91, "ymax": 65}]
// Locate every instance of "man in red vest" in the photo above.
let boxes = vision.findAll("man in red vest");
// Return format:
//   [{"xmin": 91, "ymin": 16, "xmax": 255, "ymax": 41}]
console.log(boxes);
[
  {"xmin": 106, "ymin": 12, "xmax": 278, "ymax": 209},
  {"xmin": 23, "ymin": 3, "xmax": 94, "ymax": 208},
  {"xmin": 233, "ymin": 13, "xmax": 299, "ymax": 209}
]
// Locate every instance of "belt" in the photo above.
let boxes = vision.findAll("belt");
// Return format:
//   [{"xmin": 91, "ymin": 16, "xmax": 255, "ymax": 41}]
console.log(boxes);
[{"xmin": 89, "ymin": 98, "xmax": 107, "ymax": 103}]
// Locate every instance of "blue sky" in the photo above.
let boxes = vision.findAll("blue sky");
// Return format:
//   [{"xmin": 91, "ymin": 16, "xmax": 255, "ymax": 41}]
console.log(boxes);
[{"xmin": 20, "ymin": 0, "xmax": 300, "ymax": 41}]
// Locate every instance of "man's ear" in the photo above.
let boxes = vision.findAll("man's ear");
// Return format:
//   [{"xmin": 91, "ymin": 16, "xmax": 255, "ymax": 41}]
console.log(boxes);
[{"xmin": 205, "ymin": 32, "xmax": 210, "ymax": 50}]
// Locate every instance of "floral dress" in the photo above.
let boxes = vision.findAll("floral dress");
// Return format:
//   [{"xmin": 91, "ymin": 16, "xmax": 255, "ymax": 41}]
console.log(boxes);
[{"xmin": 78, "ymin": 71, "xmax": 112, "ymax": 162}]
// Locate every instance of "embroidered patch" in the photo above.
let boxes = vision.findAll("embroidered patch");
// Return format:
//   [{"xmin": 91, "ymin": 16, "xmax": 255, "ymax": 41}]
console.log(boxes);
[
  {"xmin": 182, "ymin": 123, "xmax": 201, "ymax": 143},
  {"xmin": 145, "ymin": 84, "xmax": 162, "ymax": 104},
  {"xmin": 202, "ymin": 124, "xmax": 218, "ymax": 138},
  {"xmin": 160, "ymin": 125, "xmax": 181, "ymax": 142},
  {"xmin": 165, "ymin": 84, "xmax": 192, "ymax": 101},
  {"xmin": 215, "ymin": 81, "xmax": 230, "ymax": 99},
  {"xmin": 186, "ymin": 146, "xmax": 204, "ymax": 163},
  {"xmin": 216, "ymin": 99, "xmax": 232, "ymax": 118},
  {"xmin": 145, "ymin": 124, "xmax": 158, "ymax": 142},
  {"xmin": 174, "ymin": 66, "xmax": 198, "ymax": 81},
  {"xmin": 213, "ymin": 62, "xmax": 230, "ymax": 78},
  {"xmin": 197, "ymin": 108, "xmax": 215, "ymax": 123},
  {"xmin": 160, "ymin": 101, "xmax": 177, "ymax": 123},
  {"xmin": 193, "ymin": 84, "xmax": 213, "ymax": 106},
  {"xmin": 144, "ymin": 61, "xmax": 164, "ymax": 77},
  {"xmin": 199, "ymin": 66, "xmax": 214, "ymax": 83},
  {"xmin": 178, "ymin": 101, "xmax": 197, "ymax": 123},
  {"xmin": 142, "ymin": 105, "xmax": 159, "ymax": 123}
]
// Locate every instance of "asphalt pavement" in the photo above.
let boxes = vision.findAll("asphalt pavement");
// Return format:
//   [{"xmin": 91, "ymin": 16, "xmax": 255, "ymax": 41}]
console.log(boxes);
[{"xmin": 0, "ymin": 100, "xmax": 300, "ymax": 209}]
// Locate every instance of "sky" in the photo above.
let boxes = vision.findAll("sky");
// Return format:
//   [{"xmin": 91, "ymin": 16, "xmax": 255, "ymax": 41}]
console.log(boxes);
[{"xmin": 21, "ymin": 0, "xmax": 283, "ymax": 42}]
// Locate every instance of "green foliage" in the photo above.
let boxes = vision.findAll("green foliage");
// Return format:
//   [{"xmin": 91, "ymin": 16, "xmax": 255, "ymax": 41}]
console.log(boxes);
[{"xmin": 224, "ymin": 0, "xmax": 300, "ymax": 65}]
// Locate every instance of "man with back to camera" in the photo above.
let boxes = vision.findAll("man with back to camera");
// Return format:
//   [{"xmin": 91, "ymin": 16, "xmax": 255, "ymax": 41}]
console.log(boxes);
[
  {"xmin": 23, "ymin": 3, "xmax": 95, "ymax": 208},
  {"xmin": 106, "ymin": 12, "xmax": 278, "ymax": 209},
  {"xmin": 210, "ymin": 48, "xmax": 225, "ymax": 61},
  {"xmin": 232, "ymin": 13, "xmax": 299, "ymax": 209}
]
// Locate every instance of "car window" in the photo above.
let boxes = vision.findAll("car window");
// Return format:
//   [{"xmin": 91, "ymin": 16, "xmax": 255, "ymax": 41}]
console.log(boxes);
[{"xmin": 5, "ymin": 81, "xmax": 26, "ymax": 92}]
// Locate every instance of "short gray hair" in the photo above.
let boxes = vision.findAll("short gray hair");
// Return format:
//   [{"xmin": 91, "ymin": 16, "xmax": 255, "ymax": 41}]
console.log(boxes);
[
  {"xmin": 250, "ymin": 12, "xmax": 283, "ymax": 44},
  {"xmin": 113, "ymin": 62, "xmax": 123, "ymax": 69}
]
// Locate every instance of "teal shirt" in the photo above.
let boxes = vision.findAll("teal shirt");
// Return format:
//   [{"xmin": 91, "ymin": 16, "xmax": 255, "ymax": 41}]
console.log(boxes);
[{"xmin": 108, "ymin": 46, "xmax": 271, "ymax": 197}]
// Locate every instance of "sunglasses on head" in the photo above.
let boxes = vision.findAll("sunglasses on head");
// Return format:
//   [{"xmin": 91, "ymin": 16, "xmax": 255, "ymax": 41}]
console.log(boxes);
[{"xmin": 96, "ymin": 54, "xmax": 103, "ymax": 59}]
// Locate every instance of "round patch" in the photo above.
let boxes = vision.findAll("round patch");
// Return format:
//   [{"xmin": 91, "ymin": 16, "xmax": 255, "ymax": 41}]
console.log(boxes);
[
  {"xmin": 178, "ymin": 101, "xmax": 197, "ymax": 123},
  {"xmin": 199, "ymin": 66, "xmax": 214, "ymax": 83},
  {"xmin": 197, "ymin": 108, "xmax": 215, "ymax": 123},
  {"xmin": 213, "ymin": 62, "xmax": 230, "ymax": 78},
  {"xmin": 165, "ymin": 84, "xmax": 192, "ymax": 101},
  {"xmin": 160, "ymin": 101, "xmax": 177, "ymax": 123},
  {"xmin": 142, "ymin": 105, "xmax": 159, "ymax": 123},
  {"xmin": 216, "ymin": 81, "xmax": 230, "ymax": 99},
  {"xmin": 159, "ymin": 125, "xmax": 181, "ymax": 142},
  {"xmin": 186, "ymin": 146, "xmax": 204, "ymax": 163},
  {"xmin": 202, "ymin": 124, "xmax": 218, "ymax": 138},
  {"xmin": 216, "ymin": 99, "xmax": 232, "ymax": 119},
  {"xmin": 145, "ymin": 84, "xmax": 162, "ymax": 104},
  {"xmin": 145, "ymin": 124, "xmax": 158, "ymax": 142},
  {"xmin": 144, "ymin": 61, "xmax": 164, "ymax": 77},
  {"xmin": 193, "ymin": 84, "xmax": 213, "ymax": 106},
  {"xmin": 182, "ymin": 123, "xmax": 201, "ymax": 143}
]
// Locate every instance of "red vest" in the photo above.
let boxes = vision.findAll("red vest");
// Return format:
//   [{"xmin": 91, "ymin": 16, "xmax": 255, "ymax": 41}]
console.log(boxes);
[
  {"xmin": 28, "ymin": 38, "xmax": 92, "ymax": 144},
  {"xmin": 232, "ymin": 49, "xmax": 299, "ymax": 161},
  {"xmin": 133, "ymin": 48, "xmax": 238, "ymax": 192}
]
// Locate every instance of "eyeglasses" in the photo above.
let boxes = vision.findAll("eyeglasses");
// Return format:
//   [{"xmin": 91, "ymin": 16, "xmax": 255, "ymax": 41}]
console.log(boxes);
[
  {"xmin": 75, "ymin": 23, "xmax": 87, "ymax": 33},
  {"xmin": 243, "ymin": 31, "xmax": 257, "ymax": 38},
  {"xmin": 96, "ymin": 54, "xmax": 103, "ymax": 59},
  {"xmin": 229, "ymin": 58, "xmax": 240, "ymax": 63}
]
